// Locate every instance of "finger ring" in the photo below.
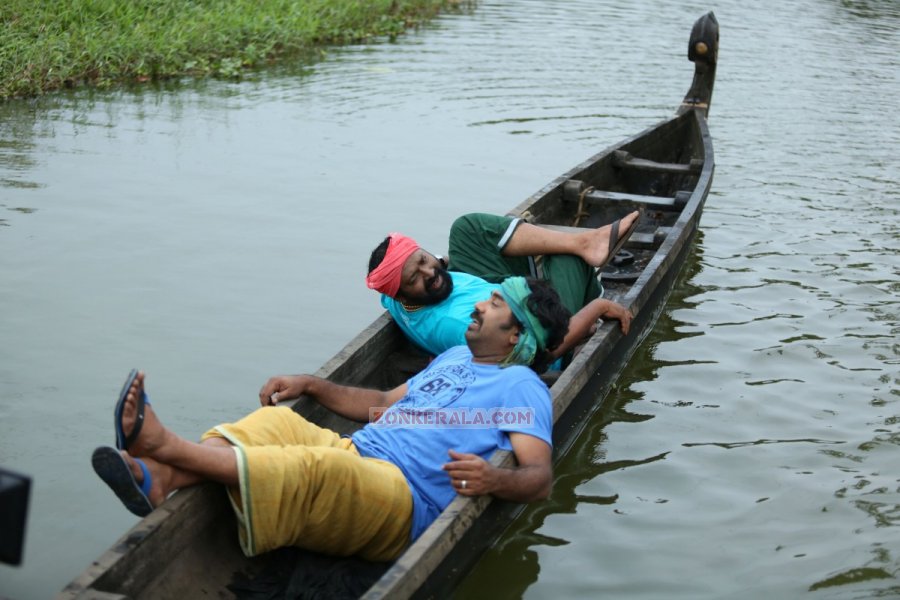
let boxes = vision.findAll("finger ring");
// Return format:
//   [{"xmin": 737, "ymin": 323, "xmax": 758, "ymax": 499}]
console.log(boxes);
[{"xmin": 461, "ymin": 480, "xmax": 467, "ymax": 489}]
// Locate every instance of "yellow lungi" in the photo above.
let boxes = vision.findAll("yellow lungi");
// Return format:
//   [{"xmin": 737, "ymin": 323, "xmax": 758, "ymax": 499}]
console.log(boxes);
[{"xmin": 201, "ymin": 406, "xmax": 412, "ymax": 562}]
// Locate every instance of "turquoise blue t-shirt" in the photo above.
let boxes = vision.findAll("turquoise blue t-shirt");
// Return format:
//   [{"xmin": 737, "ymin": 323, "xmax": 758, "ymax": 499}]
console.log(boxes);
[
  {"xmin": 381, "ymin": 271, "xmax": 498, "ymax": 356},
  {"xmin": 351, "ymin": 346, "xmax": 552, "ymax": 542}
]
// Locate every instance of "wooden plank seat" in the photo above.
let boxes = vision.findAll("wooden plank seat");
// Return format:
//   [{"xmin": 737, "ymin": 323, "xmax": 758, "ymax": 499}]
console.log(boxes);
[
  {"xmin": 582, "ymin": 189, "xmax": 681, "ymax": 209},
  {"xmin": 562, "ymin": 179, "xmax": 692, "ymax": 211},
  {"xmin": 613, "ymin": 150, "xmax": 703, "ymax": 174}
]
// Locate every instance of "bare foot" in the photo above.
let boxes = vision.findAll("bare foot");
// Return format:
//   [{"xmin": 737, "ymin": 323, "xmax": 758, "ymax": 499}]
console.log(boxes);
[
  {"xmin": 121, "ymin": 451, "xmax": 173, "ymax": 508},
  {"xmin": 121, "ymin": 371, "xmax": 174, "ymax": 459},
  {"xmin": 580, "ymin": 210, "xmax": 640, "ymax": 267}
]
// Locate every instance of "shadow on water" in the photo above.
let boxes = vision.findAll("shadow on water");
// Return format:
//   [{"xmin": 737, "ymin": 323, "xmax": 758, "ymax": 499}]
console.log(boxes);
[{"xmin": 453, "ymin": 237, "xmax": 709, "ymax": 598}]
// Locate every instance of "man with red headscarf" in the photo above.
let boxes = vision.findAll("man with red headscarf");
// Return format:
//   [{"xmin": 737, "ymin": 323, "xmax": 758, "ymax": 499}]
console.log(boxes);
[{"xmin": 367, "ymin": 212, "xmax": 637, "ymax": 367}]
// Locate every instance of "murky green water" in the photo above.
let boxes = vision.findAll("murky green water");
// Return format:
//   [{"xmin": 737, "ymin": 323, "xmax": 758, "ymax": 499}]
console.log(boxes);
[{"xmin": 1, "ymin": 1, "xmax": 898, "ymax": 599}]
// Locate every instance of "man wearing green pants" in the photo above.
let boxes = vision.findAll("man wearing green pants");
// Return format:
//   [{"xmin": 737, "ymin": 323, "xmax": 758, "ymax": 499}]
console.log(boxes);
[{"xmin": 366, "ymin": 211, "xmax": 638, "ymax": 369}]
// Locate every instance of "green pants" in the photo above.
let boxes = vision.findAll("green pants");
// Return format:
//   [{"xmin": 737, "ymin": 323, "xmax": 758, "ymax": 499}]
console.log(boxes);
[{"xmin": 448, "ymin": 213, "xmax": 601, "ymax": 315}]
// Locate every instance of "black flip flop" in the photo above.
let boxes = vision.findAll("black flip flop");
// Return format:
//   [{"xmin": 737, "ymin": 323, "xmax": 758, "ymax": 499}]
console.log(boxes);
[
  {"xmin": 603, "ymin": 211, "xmax": 641, "ymax": 269},
  {"xmin": 92, "ymin": 446, "xmax": 154, "ymax": 517}
]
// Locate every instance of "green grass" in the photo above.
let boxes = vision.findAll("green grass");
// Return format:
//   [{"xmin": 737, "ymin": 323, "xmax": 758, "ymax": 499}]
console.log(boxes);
[{"xmin": 0, "ymin": 0, "xmax": 460, "ymax": 99}]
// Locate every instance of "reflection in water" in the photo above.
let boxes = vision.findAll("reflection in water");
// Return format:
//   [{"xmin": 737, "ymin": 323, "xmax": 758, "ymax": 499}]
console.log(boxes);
[
  {"xmin": 810, "ymin": 566, "xmax": 896, "ymax": 593},
  {"xmin": 0, "ymin": 119, "xmax": 41, "ymax": 191},
  {"xmin": 684, "ymin": 438, "xmax": 844, "ymax": 449},
  {"xmin": 834, "ymin": 0, "xmax": 900, "ymax": 31}
]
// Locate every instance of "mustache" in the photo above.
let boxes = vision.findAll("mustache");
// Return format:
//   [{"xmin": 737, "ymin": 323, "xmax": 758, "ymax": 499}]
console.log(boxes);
[{"xmin": 425, "ymin": 265, "xmax": 449, "ymax": 292}]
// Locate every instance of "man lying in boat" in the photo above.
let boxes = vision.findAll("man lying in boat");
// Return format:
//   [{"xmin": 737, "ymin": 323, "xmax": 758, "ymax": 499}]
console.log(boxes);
[
  {"xmin": 367, "ymin": 212, "xmax": 638, "ymax": 367},
  {"xmin": 93, "ymin": 277, "xmax": 570, "ymax": 561}
]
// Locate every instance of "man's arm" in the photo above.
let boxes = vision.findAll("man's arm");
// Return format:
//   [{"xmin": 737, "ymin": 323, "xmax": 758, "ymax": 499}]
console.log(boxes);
[
  {"xmin": 259, "ymin": 375, "xmax": 408, "ymax": 422},
  {"xmin": 551, "ymin": 298, "xmax": 633, "ymax": 359},
  {"xmin": 442, "ymin": 433, "xmax": 553, "ymax": 502}
]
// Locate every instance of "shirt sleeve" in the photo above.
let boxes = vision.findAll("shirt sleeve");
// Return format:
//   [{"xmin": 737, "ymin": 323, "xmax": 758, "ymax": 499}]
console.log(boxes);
[{"xmin": 498, "ymin": 375, "xmax": 553, "ymax": 448}]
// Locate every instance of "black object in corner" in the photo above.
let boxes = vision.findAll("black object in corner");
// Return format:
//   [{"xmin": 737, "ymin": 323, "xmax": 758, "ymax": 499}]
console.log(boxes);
[{"xmin": 0, "ymin": 466, "xmax": 31, "ymax": 566}]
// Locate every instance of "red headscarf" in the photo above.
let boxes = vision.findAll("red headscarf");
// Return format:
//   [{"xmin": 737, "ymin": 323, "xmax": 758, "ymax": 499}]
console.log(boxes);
[{"xmin": 366, "ymin": 233, "xmax": 420, "ymax": 298}]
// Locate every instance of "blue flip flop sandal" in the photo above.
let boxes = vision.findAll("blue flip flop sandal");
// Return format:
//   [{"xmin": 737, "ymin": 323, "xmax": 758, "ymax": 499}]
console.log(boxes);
[
  {"xmin": 114, "ymin": 369, "xmax": 150, "ymax": 451},
  {"xmin": 92, "ymin": 446, "xmax": 154, "ymax": 517}
]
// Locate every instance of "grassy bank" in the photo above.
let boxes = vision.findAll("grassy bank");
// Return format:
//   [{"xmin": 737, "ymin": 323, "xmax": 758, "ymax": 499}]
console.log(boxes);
[{"xmin": 0, "ymin": 0, "xmax": 458, "ymax": 99}]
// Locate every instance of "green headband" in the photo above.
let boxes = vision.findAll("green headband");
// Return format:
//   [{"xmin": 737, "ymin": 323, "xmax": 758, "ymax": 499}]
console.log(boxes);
[{"xmin": 498, "ymin": 277, "xmax": 549, "ymax": 367}]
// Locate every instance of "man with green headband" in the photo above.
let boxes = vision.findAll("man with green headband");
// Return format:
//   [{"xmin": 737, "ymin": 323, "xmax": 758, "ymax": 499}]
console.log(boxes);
[
  {"xmin": 494, "ymin": 277, "xmax": 555, "ymax": 369},
  {"xmin": 97, "ymin": 277, "xmax": 570, "ymax": 564}
]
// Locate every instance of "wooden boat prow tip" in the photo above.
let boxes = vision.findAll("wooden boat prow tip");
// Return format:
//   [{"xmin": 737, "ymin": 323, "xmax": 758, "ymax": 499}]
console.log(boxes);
[
  {"xmin": 61, "ymin": 11, "xmax": 718, "ymax": 600},
  {"xmin": 679, "ymin": 11, "xmax": 718, "ymax": 117}
]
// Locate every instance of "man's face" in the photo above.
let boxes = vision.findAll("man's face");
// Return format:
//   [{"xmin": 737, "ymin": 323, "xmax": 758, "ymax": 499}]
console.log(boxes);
[
  {"xmin": 465, "ymin": 291, "xmax": 520, "ymax": 355},
  {"xmin": 397, "ymin": 249, "xmax": 453, "ymax": 305}
]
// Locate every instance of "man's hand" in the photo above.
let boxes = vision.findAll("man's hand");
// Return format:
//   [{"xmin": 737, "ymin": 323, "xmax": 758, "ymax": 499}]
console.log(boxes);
[
  {"xmin": 443, "ymin": 434, "xmax": 553, "ymax": 502},
  {"xmin": 259, "ymin": 375, "xmax": 408, "ymax": 421},
  {"xmin": 554, "ymin": 299, "xmax": 635, "ymax": 359},
  {"xmin": 443, "ymin": 449, "xmax": 496, "ymax": 497},
  {"xmin": 602, "ymin": 301, "xmax": 633, "ymax": 335},
  {"xmin": 258, "ymin": 375, "xmax": 310, "ymax": 406}
]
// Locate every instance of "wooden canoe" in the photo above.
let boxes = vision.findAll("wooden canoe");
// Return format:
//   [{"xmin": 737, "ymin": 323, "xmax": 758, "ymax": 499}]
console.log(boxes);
[{"xmin": 61, "ymin": 11, "xmax": 718, "ymax": 600}]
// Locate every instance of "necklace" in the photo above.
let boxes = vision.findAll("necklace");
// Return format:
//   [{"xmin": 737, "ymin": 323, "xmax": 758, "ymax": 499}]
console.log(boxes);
[{"xmin": 401, "ymin": 300, "xmax": 425, "ymax": 312}]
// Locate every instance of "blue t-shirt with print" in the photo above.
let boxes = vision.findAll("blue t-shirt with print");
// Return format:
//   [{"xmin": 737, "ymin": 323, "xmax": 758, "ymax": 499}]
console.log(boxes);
[
  {"xmin": 381, "ymin": 271, "xmax": 498, "ymax": 356},
  {"xmin": 351, "ymin": 346, "xmax": 552, "ymax": 542}
]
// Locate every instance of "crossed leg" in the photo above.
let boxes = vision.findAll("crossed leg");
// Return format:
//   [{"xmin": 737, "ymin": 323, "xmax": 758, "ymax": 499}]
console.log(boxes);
[
  {"xmin": 117, "ymin": 372, "xmax": 239, "ymax": 508},
  {"xmin": 502, "ymin": 209, "xmax": 640, "ymax": 267},
  {"xmin": 106, "ymin": 374, "xmax": 414, "ymax": 560}
]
